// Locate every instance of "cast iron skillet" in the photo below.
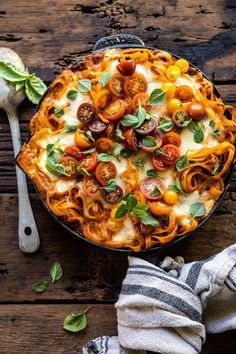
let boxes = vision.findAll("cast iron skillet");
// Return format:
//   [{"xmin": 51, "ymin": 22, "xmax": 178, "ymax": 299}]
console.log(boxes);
[{"xmin": 19, "ymin": 34, "xmax": 235, "ymax": 257}]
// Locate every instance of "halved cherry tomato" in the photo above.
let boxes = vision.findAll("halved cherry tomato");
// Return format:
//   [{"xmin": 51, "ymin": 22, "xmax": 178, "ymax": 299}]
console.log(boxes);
[
  {"xmin": 175, "ymin": 58, "xmax": 189, "ymax": 73},
  {"xmin": 83, "ymin": 176, "xmax": 100, "ymax": 198},
  {"xmin": 172, "ymin": 110, "xmax": 191, "ymax": 128},
  {"xmin": 163, "ymin": 189, "xmax": 178, "ymax": 205},
  {"xmin": 187, "ymin": 103, "xmax": 206, "ymax": 120},
  {"xmin": 117, "ymin": 59, "xmax": 136, "ymax": 76},
  {"xmin": 88, "ymin": 116, "xmax": 108, "ymax": 134},
  {"xmin": 151, "ymin": 155, "xmax": 168, "ymax": 171},
  {"xmin": 132, "ymin": 93, "xmax": 150, "ymax": 111},
  {"xmin": 77, "ymin": 103, "xmax": 94, "ymax": 123},
  {"xmin": 162, "ymin": 132, "xmax": 182, "ymax": 147},
  {"xmin": 166, "ymin": 65, "xmax": 181, "ymax": 81},
  {"xmin": 124, "ymin": 128, "xmax": 138, "ymax": 151},
  {"xmin": 123, "ymin": 96, "xmax": 133, "ymax": 114},
  {"xmin": 96, "ymin": 138, "xmax": 114, "ymax": 152},
  {"xmin": 103, "ymin": 186, "xmax": 124, "ymax": 204},
  {"xmin": 135, "ymin": 119, "xmax": 157, "ymax": 136},
  {"xmin": 93, "ymin": 89, "xmax": 112, "ymax": 111},
  {"xmin": 161, "ymin": 144, "xmax": 180, "ymax": 166},
  {"xmin": 161, "ymin": 82, "xmax": 176, "ymax": 99},
  {"xmin": 108, "ymin": 74, "xmax": 125, "ymax": 97},
  {"xmin": 103, "ymin": 99, "xmax": 126, "ymax": 121},
  {"xmin": 148, "ymin": 201, "xmax": 172, "ymax": 215},
  {"xmin": 140, "ymin": 177, "xmax": 165, "ymax": 201},
  {"xmin": 59, "ymin": 156, "xmax": 79, "ymax": 179},
  {"xmin": 95, "ymin": 162, "xmax": 117, "ymax": 185},
  {"xmin": 74, "ymin": 131, "xmax": 92, "ymax": 149},
  {"xmin": 139, "ymin": 134, "xmax": 162, "ymax": 153},
  {"xmin": 167, "ymin": 98, "xmax": 183, "ymax": 114},
  {"xmin": 175, "ymin": 85, "xmax": 194, "ymax": 102},
  {"xmin": 78, "ymin": 152, "xmax": 98, "ymax": 171},
  {"xmin": 64, "ymin": 145, "xmax": 82, "ymax": 161},
  {"xmin": 124, "ymin": 73, "xmax": 148, "ymax": 98},
  {"xmin": 133, "ymin": 190, "xmax": 146, "ymax": 204}
]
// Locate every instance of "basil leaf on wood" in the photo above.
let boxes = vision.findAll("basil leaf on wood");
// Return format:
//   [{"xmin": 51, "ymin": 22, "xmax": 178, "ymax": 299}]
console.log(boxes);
[
  {"xmin": 63, "ymin": 306, "xmax": 91, "ymax": 333},
  {"xmin": 190, "ymin": 202, "xmax": 206, "ymax": 218},
  {"xmin": 50, "ymin": 261, "xmax": 63, "ymax": 283},
  {"xmin": 149, "ymin": 88, "xmax": 165, "ymax": 105},
  {"xmin": 78, "ymin": 79, "xmax": 91, "ymax": 93},
  {"xmin": 33, "ymin": 279, "xmax": 48, "ymax": 293}
]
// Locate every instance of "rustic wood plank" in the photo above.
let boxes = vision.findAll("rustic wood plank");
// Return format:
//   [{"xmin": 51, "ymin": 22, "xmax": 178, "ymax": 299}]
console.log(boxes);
[
  {"xmin": 0, "ymin": 0, "xmax": 235, "ymax": 81},
  {"xmin": 0, "ymin": 192, "xmax": 235, "ymax": 302},
  {"xmin": 0, "ymin": 304, "xmax": 235, "ymax": 353}
]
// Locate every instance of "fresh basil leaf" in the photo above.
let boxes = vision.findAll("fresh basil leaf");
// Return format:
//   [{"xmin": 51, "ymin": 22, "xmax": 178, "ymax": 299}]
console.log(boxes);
[
  {"xmin": 115, "ymin": 204, "xmax": 128, "ymax": 218},
  {"xmin": 188, "ymin": 121, "xmax": 199, "ymax": 133},
  {"xmin": 154, "ymin": 147, "xmax": 165, "ymax": 156},
  {"xmin": 176, "ymin": 153, "xmax": 188, "ymax": 172},
  {"xmin": 78, "ymin": 79, "xmax": 91, "ymax": 93},
  {"xmin": 120, "ymin": 114, "xmax": 139, "ymax": 127},
  {"xmin": 190, "ymin": 202, "xmax": 206, "ymax": 218},
  {"xmin": 194, "ymin": 129, "xmax": 204, "ymax": 143},
  {"xmin": 50, "ymin": 261, "xmax": 62, "ymax": 283},
  {"xmin": 212, "ymin": 161, "xmax": 222, "ymax": 175},
  {"xmin": 114, "ymin": 129, "xmax": 124, "ymax": 140},
  {"xmin": 54, "ymin": 107, "xmax": 64, "ymax": 118},
  {"xmin": 67, "ymin": 90, "xmax": 78, "ymax": 100},
  {"xmin": 122, "ymin": 192, "xmax": 133, "ymax": 201},
  {"xmin": 212, "ymin": 129, "xmax": 220, "ymax": 137},
  {"xmin": 98, "ymin": 153, "xmax": 114, "ymax": 162},
  {"xmin": 99, "ymin": 72, "xmax": 110, "ymax": 87},
  {"xmin": 16, "ymin": 81, "xmax": 25, "ymax": 92},
  {"xmin": 133, "ymin": 155, "xmax": 146, "ymax": 171},
  {"xmin": 0, "ymin": 61, "xmax": 28, "ymax": 82},
  {"xmin": 141, "ymin": 214, "xmax": 159, "ymax": 226},
  {"xmin": 151, "ymin": 183, "xmax": 164, "ymax": 197},
  {"xmin": 80, "ymin": 148, "xmax": 96, "ymax": 154},
  {"xmin": 169, "ymin": 177, "xmax": 183, "ymax": 193},
  {"xmin": 134, "ymin": 203, "xmax": 149, "ymax": 212},
  {"xmin": 158, "ymin": 116, "xmax": 174, "ymax": 132},
  {"xmin": 132, "ymin": 208, "xmax": 148, "ymax": 219},
  {"xmin": 147, "ymin": 169, "xmax": 158, "ymax": 177},
  {"xmin": 84, "ymin": 130, "xmax": 94, "ymax": 142},
  {"xmin": 209, "ymin": 120, "xmax": 215, "ymax": 129},
  {"xmin": 26, "ymin": 74, "xmax": 47, "ymax": 104},
  {"xmin": 101, "ymin": 179, "xmax": 117, "ymax": 193},
  {"xmin": 33, "ymin": 279, "xmax": 48, "ymax": 293},
  {"xmin": 149, "ymin": 88, "xmax": 165, "ymax": 105},
  {"xmin": 119, "ymin": 148, "xmax": 131, "ymax": 158},
  {"xmin": 126, "ymin": 194, "xmax": 138, "ymax": 210},
  {"xmin": 46, "ymin": 161, "xmax": 67, "ymax": 176},
  {"xmin": 63, "ymin": 306, "xmax": 91, "ymax": 333},
  {"xmin": 188, "ymin": 121, "xmax": 204, "ymax": 143},
  {"xmin": 77, "ymin": 166, "xmax": 90, "ymax": 176},
  {"xmin": 135, "ymin": 102, "xmax": 147, "ymax": 127},
  {"xmin": 142, "ymin": 136, "xmax": 156, "ymax": 147},
  {"xmin": 64, "ymin": 124, "xmax": 77, "ymax": 133}
]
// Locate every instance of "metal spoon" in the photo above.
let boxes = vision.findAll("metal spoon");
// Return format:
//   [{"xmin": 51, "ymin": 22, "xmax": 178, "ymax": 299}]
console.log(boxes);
[{"xmin": 0, "ymin": 47, "xmax": 40, "ymax": 253}]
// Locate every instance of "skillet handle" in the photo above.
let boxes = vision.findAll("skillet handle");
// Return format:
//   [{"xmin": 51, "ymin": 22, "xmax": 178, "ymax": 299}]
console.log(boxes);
[{"xmin": 93, "ymin": 33, "xmax": 145, "ymax": 51}]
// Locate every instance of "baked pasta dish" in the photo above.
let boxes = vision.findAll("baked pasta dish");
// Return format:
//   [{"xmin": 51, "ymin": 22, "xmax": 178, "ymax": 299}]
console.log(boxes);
[{"xmin": 17, "ymin": 48, "xmax": 236, "ymax": 251}]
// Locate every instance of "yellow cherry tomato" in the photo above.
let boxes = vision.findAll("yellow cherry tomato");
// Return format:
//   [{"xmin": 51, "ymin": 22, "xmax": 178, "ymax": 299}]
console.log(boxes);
[
  {"xmin": 163, "ymin": 189, "xmax": 178, "ymax": 205},
  {"xmin": 161, "ymin": 82, "xmax": 176, "ymax": 99},
  {"xmin": 166, "ymin": 65, "xmax": 181, "ymax": 82},
  {"xmin": 74, "ymin": 131, "xmax": 92, "ymax": 149},
  {"xmin": 148, "ymin": 201, "xmax": 172, "ymax": 216},
  {"xmin": 167, "ymin": 98, "xmax": 183, "ymax": 114},
  {"xmin": 175, "ymin": 58, "xmax": 189, "ymax": 74}
]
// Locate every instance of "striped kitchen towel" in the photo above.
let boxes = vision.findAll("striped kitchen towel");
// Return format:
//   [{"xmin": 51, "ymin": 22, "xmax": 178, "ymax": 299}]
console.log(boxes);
[{"xmin": 83, "ymin": 243, "xmax": 236, "ymax": 354}]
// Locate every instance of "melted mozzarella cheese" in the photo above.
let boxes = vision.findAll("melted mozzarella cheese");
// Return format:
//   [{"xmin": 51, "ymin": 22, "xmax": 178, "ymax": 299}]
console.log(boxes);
[
  {"xmin": 179, "ymin": 129, "xmax": 204, "ymax": 155},
  {"xmin": 112, "ymin": 158, "xmax": 128, "ymax": 190},
  {"xmin": 173, "ymin": 191, "xmax": 200, "ymax": 216},
  {"xmin": 158, "ymin": 169, "xmax": 174, "ymax": 189},
  {"xmin": 55, "ymin": 179, "xmax": 76, "ymax": 193},
  {"xmin": 113, "ymin": 216, "xmax": 135, "ymax": 243}
]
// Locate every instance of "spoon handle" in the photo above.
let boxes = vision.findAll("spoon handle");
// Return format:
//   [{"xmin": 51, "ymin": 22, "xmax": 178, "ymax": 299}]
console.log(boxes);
[{"xmin": 7, "ymin": 107, "xmax": 40, "ymax": 253}]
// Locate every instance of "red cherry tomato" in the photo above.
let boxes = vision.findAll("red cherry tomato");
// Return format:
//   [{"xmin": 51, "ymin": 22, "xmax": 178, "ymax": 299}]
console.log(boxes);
[
  {"xmin": 59, "ymin": 156, "xmax": 79, "ymax": 178},
  {"xmin": 88, "ymin": 116, "xmax": 108, "ymax": 134},
  {"xmin": 132, "ymin": 93, "xmax": 150, "ymax": 111},
  {"xmin": 117, "ymin": 59, "xmax": 136, "ymax": 76},
  {"xmin": 95, "ymin": 162, "xmax": 117, "ymax": 185},
  {"xmin": 77, "ymin": 103, "xmax": 94, "ymax": 123},
  {"xmin": 103, "ymin": 99, "xmax": 126, "ymax": 121},
  {"xmin": 187, "ymin": 103, "xmax": 206, "ymax": 120},
  {"xmin": 124, "ymin": 128, "xmax": 138, "ymax": 151},
  {"xmin": 78, "ymin": 152, "xmax": 98, "ymax": 171},
  {"xmin": 123, "ymin": 96, "xmax": 133, "ymax": 114},
  {"xmin": 64, "ymin": 145, "xmax": 82, "ymax": 161},
  {"xmin": 102, "ymin": 186, "xmax": 124, "ymax": 204},
  {"xmin": 83, "ymin": 176, "xmax": 100, "ymax": 198},
  {"xmin": 140, "ymin": 177, "xmax": 165, "ymax": 201},
  {"xmin": 161, "ymin": 144, "xmax": 180, "ymax": 166},
  {"xmin": 108, "ymin": 74, "xmax": 125, "ymax": 97},
  {"xmin": 124, "ymin": 74, "xmax": 148, "ymax": 98},
  {"xmin": 135, "ymin": 119, "xmax": 157, "ymax": 136},
  {"xmin": 175, "ymin": 85, "xmax": 194, "ymax": 102},
  {"xmin": 151, "ymin": 155, "xmax": 169, "ymax": 171}
]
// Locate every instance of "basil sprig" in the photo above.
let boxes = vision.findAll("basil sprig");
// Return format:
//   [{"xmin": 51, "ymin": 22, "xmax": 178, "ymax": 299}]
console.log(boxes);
[
  {"xmin": 63, "ymin": 306, "xmax": 91, "ymax": 333},
  {"xmin": 0, "ymin": 60, "xmax": 47, "ymax": 104},
  {"xmin": 120, "ymin": 101, "xmax": 147, "ymax": 128},
  {"xmin": 157, "ymin": 115, "xmax": 174, "ymax": 132},
  {"xmin": 188, "ymin": 121, "xmax": 204, "ymax": 143},
  {"xmin": 169, "ymin": 177, "xmax": 183, "ymax": 193},
  {"xmin": 190, "ymin": 202, "xmax": 206, "ymax": 218},
  {"xmin": 149, "ymin": 88, "xmax": 166, "ymax": 105},
  {"xmin": 176, "ymin": 151, "xmax": 189, "ymax": 172},
  {"xmin": 46, "ymin": 142, "xmax": 68, "ymax": 177},
  {"xmin": 133, "ymin": 155, "xmax": 146, "ymax": 171}
]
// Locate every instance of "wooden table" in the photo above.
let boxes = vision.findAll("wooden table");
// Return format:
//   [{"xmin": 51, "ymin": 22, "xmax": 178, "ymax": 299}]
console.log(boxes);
[{"xmin": 0, "ymin": 1, "xmax": 235, "ymax": 352}]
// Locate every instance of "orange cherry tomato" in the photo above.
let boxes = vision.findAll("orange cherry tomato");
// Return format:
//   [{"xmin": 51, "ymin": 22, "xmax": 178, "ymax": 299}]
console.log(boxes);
[
  {"xmin": 108, "ymin": 74, "xmax": 125, "ymax": 97},
  {"xmin": 83, "ymin": 176, "xmax": 100, "ymax": 198},
  {"xmin": 175, "ymin": 85, "xmax": 194, "ymax": 102},
  {"xmin": 96, "ymin": 138, "xmax": 114, "ymax": 152},
  {"xmin": 95, "ymin": 162, "xmax": 117, "ymax": 185},
  {"xmin": 187, "ymin": 103, "xmax": 206, "ymax": 121},
  {"xmin": 163, "ymin": 189, "xmax": 178, "ymax": 205},
  {"xmin": 140, "ymin": 177, "xmax": 165, "ymax": 201},
  {"xmin": 78, "ymin": 152, "xmax": 98, "ymax": 171},
  {"xmin": 148, "ymin": 201, "xmax": 172, "ymax": 215},
  {"xmin": 162, "ymin": 132, "xmax": 182, "ymax": 147},
  {"xmin": 74, "ymin": 131, "xmax": 92, "ymax": 149},
  {"xmin": 117, "ymin": 59, "xmax": 136, "ymax": 76},
  {"xmin": 93, "ymin": 89, "xmax": 112, "ymax": 111},
  {"xmin": 124, "ymin": 128, "xmax": 138, "ymax": 151},
  {"xmin": 64, "ymin": 145, "xmax": 82, "ymax": 161},
  {"xmin": 124, "ymin": 73, "xmax": 148, "ymax": 98},
  {"xmin": 133, "ymin": 189, "xmax": 146, "ymax": 205},
  {"xmin": 123, "ymin": 96, "xmax": 133, "ymax": 114},
  {"xmin": 132, "ymin": 92, "xmax": 150, "ymax": 111},
  {"xmin": 151, "ymin": 155, "xmax": 168, "ymax": 171},
  {"xmin": 103, "ymin": 99, "xmax": 126, "ymax": 121},
  {"xmin": 161, "ymin": 144, "xmax": 180, "ymax": 166},
  {"xmin": 59, "ymin": 156, "xmax": 79, "ymax": 179}
]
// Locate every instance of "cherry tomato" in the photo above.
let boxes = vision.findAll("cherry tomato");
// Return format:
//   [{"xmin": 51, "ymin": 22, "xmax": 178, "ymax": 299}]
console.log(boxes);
[
  {"xmin": 108, "ymin": 74, "xmax": 125, "ymax": 97},
  {"xmin": 166, "ymin": 65, "xmax": 181, "ymax": 81},
  {"xmin": 148, "ymin": 201, "xmax": 172, "ymax": 215},
  {"xmin": 59, "ymin": 156, "xmax": 79, "ymax": 178},
  {"xmin": 103, "ymin": 99, "xmax": 126, "ymax": 121},
  {"xmin": 123, "ymin": 96, "xmax": 133, "ymax": 114},
  {"xmin": 133, "ymin": 190, "xmax": 146, "ymax": 204},
  {"xmin": 77, "ymin": 103, "xmax": 94, "ymax": 123},
  {"xmin": 161, "ymin": 82, "xmax": 176, "ymax": 99},
  {"xmin": 117, "ymin": 59, "xmax": 136, "ymax": 76},
  {"xmin": 93, "ymin": 89, "xmax": 112, "ymax": 111},
  {"xmin": 88, "ymin": 116, "xmax": 108, "ymax": 134},
  {"xmin": 139, "ymin": 134, "xmax": 162, "ymax": 153},
  {"xmin": 167, "ymin": 98, "xmax": 183, "ymax": 114},
  {"xmin": 163, "ymin": 189, "xmax": 178, "ymax": 205},
  {"xmin": 175, "ymin": 85, "xmax": 194, "ymax": 102},
  {"xmin": 162, "ymin": 132, "xmax": 182, "ymax": 147},
  {"xmin": 172, "ymin": 110, "xmax": 191, "ymax": 128},
  {"xmin": 96, "ymin": 138, "xmax": 113, "ymax": 152},
  {"xmin": 74, "ymin": 131, "xmax": 92, "ymax": 149},
  {"xmin": 135, "ymin": 119, "xmax": 157, "ymax": 136},
  {"xmin": 175, "ymin": 58, "xmax": 189, "ymax": 73},
  {"xmin": 83, "ymin": 176, "xmax": 100, "ymax": 198},
  {"xmin": 78, "ymin": 152, "xmax": 98, "ymax": 171},
  {"xmin": 103, "ymin": 186, "xmax": 124, "ymax": 204},
  {"xmin": 64, "ymin": 145, "xmax": 82, "ymax": 161},
  {"xmin": 187, "ymin": 103, "xmax": 206, "ymax": 120},
  {"xmin": 124, "ymin": 128, "xmax": 138, "ymax": 151},
  {"xmin": 95, "ymin": 162, "xmax": 117, "ymax": 185},
  {"xmin": 124, "ymin": 73, "xmax": 148, "ymax": 98},
  {"xmin": 161, "ymin": 144, "xmax": 180, "ymax": 166},
  {"xmin": 140, "ymin": 177, "xmax": 165, "ymax": 201},
  {"xmin": 132, "ymin": 93, "xmax": 150, "ymax": 111},
  {"xmin": 151, "ymin": 155, "xmax": 168, "ymax": 171}
]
